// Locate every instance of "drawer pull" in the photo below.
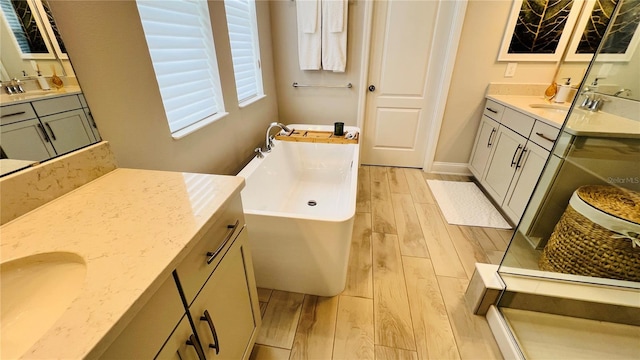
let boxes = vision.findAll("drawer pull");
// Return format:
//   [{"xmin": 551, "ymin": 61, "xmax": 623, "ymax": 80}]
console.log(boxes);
[
  {"xmin": 511, "ymin": 144, "xmax": 523, "ymax": 167},
  {"xmin": 37, "ymin": 123, "xmax": 50, "ymax": 142},
  {"xmin": 515, "ymin": 148, "xmax": 528, "ymax": 170},
  {"xmin": 44, "ymin": 123, "xmax": 57, "ymax": 141},
  {"xmin": 206, "ymin": 220, "xmax": 240, "ymax": 264},
  {"xmin": 487, "ymin": 128, "xmax": 496, "ymax": 147},
  {"xmin": 0, "ymin": 111, "xmax": 26, "ymax": 119},
  {"xmin": 486, "ymin": 107, "xmax": 498, "ymax": 114},
  {"xmin": 200, "ymin": 310, "xmax": 220, "ymax": 354},
  {"xmin": 186, "ymin": 333, "xmax": 206, "ymax": 360},
  {"xmin": 535, "ymin": 132, "xmax": 556, "ymax": 143}
]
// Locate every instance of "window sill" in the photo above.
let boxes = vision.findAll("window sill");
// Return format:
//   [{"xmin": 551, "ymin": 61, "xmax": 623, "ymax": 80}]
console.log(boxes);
[
  {"xmin": 171, "ymin": 112, "xmax": 229, "ymax": 140},
  {"xmin": 238, "ymin": 94, "xmax": 267, "ymax": 109}
]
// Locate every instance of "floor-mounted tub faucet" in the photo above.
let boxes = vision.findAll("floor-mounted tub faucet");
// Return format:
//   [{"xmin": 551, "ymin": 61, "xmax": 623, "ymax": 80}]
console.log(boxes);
[{"xmin": 265, "ymin": 122, "xmax": 292, "ymax": 152}]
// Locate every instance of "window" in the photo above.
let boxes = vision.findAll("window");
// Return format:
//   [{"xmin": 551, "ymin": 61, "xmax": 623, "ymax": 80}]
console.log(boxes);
[
  {"xmin": 137, "ymin": 0, "xmax": 225, "ymax": 137},
  {"xmin": 224, "ymin": 0, "xmax": 263, "ymax": 104}
]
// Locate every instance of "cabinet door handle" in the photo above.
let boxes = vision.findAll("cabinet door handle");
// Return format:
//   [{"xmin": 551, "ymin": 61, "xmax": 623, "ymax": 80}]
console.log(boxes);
[
  {"xmin": 486, "ymin": 107, "xmax": 498, "ymax": 114},
  {"xmin": 535, "ymin": 132, "xmax": 556, "ymax": 143},
  {"xmin": 515, "ymin": 148, "xmax": 528, "ymax": 170},
  {"xmin": 206, "ymin": 220, "xmax": 240, "ymax": 264},
  {"xmin": 186, "ymin": 333, "xmax": 207, "ymax": 360},
  {"xmin": 1, "ymin": 111, "xmax": 26, "ymax": 119},
  {"xmin": 44, "ymin": 123, "xmax": 57, "ymax": 141},
  {"xmin": 200, "ymin": 310, "xmax": 220, "ymax": 354},
  {"xmin": 487, "ymin": 128, "xmax": 496, "ymax": 147},
  {"xmin": 37, "ymin": 123, "xmax": 51, "ymax": 142},
  {"xmin": 510, "ymin": 144, "xmax": 523, "ymax": 167}
]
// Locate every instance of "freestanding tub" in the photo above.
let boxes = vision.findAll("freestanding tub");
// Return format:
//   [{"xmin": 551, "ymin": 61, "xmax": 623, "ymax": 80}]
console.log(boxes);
[{"xmin": 237, "ymin": 124, "xmax": 359, "ymax": 296}]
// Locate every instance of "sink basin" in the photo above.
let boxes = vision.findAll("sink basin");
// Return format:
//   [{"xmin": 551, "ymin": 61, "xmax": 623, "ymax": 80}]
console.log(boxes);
[
  {"xmin": 529, "ymin": 103, "xmax": 570, "ymax": 112},
  {"xmin": 1, "ymin": 252, "xmax": 86, "ymax": 359}
]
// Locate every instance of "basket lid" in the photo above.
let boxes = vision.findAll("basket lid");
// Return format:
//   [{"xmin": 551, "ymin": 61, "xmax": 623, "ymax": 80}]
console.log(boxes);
[{"xmin": 576, "ymin": 185, "xmax": 640, "ymax": 225}]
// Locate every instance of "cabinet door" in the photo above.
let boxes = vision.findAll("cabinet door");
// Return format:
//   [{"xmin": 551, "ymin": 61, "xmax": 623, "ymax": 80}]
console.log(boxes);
[
  {"xmin": 41, "ymin": 109, "xmax": 94, "ymax": 155},
  {"xmin": 155, "ymin": 316, "xmax": 203, "ymax": 360},
  {"xmin": 100, "ymin": 274, "xmax": 185, "ymax": 359},
  {"xmin": 469, "ymin": 115, "xmax": 499, "ymax": 179},
  {"xmin": 482, "ymin": 126, "xmax": 526, "ymax": 203},
  {"xmin": 0, "ymin": 119, "xmax": 56, "ymax": 161},
  {"xmin": 190, "ymin": 228, "xmax": 258, "ymax": 360},
  {"xmin": 502, "ymin": 141, "xmax": 550, "ymax": 223}
]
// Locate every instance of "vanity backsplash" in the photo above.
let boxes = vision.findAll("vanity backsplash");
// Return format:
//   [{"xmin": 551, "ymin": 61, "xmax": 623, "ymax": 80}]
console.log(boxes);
[{"xmin": 0, "ymin": 141, "xmax": 117, "ymax": 225}]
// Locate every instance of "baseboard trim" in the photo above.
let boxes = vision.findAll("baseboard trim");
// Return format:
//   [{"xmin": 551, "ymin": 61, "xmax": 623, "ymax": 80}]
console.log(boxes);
[
  {"xmin": 486, "ymin": 305, "xmax": 524, "ymax": 360},
  {"xmin": 430, "ymin": 161, "xmax": 472, "ymax": 176}
]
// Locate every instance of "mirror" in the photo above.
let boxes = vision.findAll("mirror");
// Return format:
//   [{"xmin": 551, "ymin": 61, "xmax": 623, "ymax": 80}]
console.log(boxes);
[
  {"xmin": 0, "ymin": 0, "xmax": 100, "ymax": 176},
  {"xmin": 558, "ymin": 0, "xmax": 640, "ymax": 101}
]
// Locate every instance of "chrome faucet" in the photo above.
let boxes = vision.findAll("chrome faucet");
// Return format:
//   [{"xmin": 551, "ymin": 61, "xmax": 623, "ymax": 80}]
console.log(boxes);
[
  {"xmin": 264, "ymin": 122, "xmax": 292, "ymax": 152},
  {"xmin": 613, "ymin": 88, "xmax": 632, "ymax": 97},
  {"xmin": 2, "ymin": 79, "xmax": 25, "ymax": 94}
]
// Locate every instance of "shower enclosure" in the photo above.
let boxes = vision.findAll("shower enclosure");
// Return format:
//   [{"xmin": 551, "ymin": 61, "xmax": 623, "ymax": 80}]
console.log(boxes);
[{"xmin": 493, "ymin": 0, "xmax": 640, "ymax": 358}]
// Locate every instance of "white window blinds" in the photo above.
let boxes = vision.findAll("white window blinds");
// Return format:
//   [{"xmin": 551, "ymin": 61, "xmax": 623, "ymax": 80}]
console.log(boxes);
[
  {"xmin": 224, "ymin": 0, "xmax": 263, "ymax": 104},
  {"xmin": 137, "ymin": 0, "xmax": 224, "ymax": 134}
]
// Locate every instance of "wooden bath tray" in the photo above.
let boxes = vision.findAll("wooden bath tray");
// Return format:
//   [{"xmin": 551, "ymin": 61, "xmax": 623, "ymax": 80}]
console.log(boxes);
[{"xmin": 275, "ymin": 130, "xmax": 359, "ymax": 144}]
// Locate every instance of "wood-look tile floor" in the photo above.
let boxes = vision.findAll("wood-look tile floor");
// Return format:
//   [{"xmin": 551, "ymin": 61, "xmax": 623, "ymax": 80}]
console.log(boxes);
[{"xmin": 250, "ymin": 166, "xmax": 512, "ymax": 360}]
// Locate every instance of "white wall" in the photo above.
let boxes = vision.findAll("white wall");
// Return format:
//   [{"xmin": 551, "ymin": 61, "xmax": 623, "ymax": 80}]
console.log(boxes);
[
  {"xmin": 268, "ymin": 0, "xmax": 365, "ymax": 127},
  {"xmin": 49, "ymin": 0, "xmax": 278, "ymax": 175}
]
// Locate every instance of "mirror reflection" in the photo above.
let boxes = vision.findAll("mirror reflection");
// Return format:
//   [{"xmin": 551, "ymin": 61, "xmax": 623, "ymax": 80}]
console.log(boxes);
[
  {"xmin": 568, "ymin": 0, "xmax": 640, "ymax": 100},
  {"xmin": 0, "ymin": 0, "xmax": 100, "ymax": 176},
  {"xmin": 500, "ymin": 0, "xmax": 640, "ymax": 289}
]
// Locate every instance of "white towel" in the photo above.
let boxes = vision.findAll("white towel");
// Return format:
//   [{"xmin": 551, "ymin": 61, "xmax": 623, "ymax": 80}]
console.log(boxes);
[
  {"xmin": 296, "ymin": 0, "xmax": 321, "ymax": 70},
  {"xmin": 322, "ymin": 0, "xmax": 348, "ymax": 72}
]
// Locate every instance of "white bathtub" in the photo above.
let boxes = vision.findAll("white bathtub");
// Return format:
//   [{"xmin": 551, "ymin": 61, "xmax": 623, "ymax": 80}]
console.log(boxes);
[{"xmin": 237, "ymin": 124, "xmax": 359, "ymax": 296}]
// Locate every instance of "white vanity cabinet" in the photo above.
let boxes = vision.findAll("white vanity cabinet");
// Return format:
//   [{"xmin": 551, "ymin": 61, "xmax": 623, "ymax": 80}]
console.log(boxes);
[
  {"xmin": 0, "ymin": 94, "xmax": 96, "ymax": 160},
  {"xmin": 184, "ymin": 228, "xmax": 258, "ymax": 360},
  {"xmin": 0, "ymin": 118, "xmax": 57, "ymax": 161},
  {"xmin": 469, "ymin": 115, "xmax": 499, "ymax": 179},
  {"xmin": 469, "ymin": 100, "xmax": 504, "ymax": 179},
  {"xmin": 99, "ymin": 275, "xmax": 186, "ymax": 359},
  {"xmin": 470, "ymin": 98, "xmax": 559, "ymax": 224},
  {"xmin": 79, "ymin": 93, "xmax": 101, "ymax": 141},
  {"xmin": 502, "ymin": 140, "xmax": 549, "ymax": 222},
  {"xmin": 100, "ymin": 194, "xmax": 260, "ymax": 360},
  {"xmin": 32, "ymin": 95, "xmax": 96, "ymax": 154},
  {"xmin": 482, "ymin": 125, "xmax": 528, "ymax": 203}
]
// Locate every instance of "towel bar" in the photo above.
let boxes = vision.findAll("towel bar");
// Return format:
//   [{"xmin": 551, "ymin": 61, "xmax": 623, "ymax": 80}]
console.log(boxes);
[{"xmin": 292, "ymin": 82, "xmax": 353, "ymax": 89}]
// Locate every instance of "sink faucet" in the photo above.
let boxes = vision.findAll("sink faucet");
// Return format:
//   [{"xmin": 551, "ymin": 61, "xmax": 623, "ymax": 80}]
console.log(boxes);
[
  {"xmin": 264, "ymin": 122, "xmax": 292, "ymax": 152},
  {"xmin": 612, "ymin": 88, "xmax": 632, "ymax": 97},
  {"xmin": 2, "ymin": 79, "xmax": 25, "ymax": 94}
]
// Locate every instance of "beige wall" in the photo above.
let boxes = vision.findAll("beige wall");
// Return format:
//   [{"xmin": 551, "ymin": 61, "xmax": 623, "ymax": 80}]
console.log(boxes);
[
  {"xmin": 434, "ymin": 0, "xmax": 587, "ymax": 165},
  {"xmin": 49, "ymin": 0, "xmax": 278, "ymax": 176},
  {"xmin": 268, "ymin": 0, "xmax": 365, "ymax": 127}
]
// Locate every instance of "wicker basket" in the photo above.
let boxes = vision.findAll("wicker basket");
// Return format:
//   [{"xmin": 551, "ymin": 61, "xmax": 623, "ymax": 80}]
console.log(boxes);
[{"xmin": 539, "ymin": 185, "xmax": 640, "ymax": 281}]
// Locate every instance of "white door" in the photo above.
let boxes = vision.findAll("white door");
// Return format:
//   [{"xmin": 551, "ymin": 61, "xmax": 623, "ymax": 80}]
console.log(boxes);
[{"xmin": 361, "ymin": 0, "xmax": 439, "ymax": 167}]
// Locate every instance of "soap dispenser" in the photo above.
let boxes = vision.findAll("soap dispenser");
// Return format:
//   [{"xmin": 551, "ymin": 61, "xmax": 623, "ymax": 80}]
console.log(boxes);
[{"xmin": 554, "ymin": 78, "xmax": 571, "ymax": 103}]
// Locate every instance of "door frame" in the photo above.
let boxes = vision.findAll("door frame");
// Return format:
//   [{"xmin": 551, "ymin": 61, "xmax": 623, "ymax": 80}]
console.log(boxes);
[{"xmin": 356, "ymin": 0, "xmax": 468, "ymax": 172}]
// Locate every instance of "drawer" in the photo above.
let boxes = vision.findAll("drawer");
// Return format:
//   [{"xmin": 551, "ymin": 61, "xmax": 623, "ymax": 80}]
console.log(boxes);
[
  {"xmin": 79, "ymin": 93, "xmax": 88, "ymax": 107},
  {"xmin": 501, "ymin": 108, "xmax": 535, "ymax": 138},
  {"xmin": 175, "ymin": 194, "xmax": 245, "ymax": 304},
  {"xmin": 31, "ymin": 95, "xmax": 82, "ymax": 117},
  {"xmin": 99, "ymin": 274, "xmax": 184, "ymax": 359},
  {"xmin": 483, "ymin": 99, "xmax": 505, "ymax": 121},
  {"xmin": 1, "ymin": 103, "xmax": 37, "ymax": 125},
  {"xmin": 530, "ymin": 120, "xmax": 560, "ymax": 151}
]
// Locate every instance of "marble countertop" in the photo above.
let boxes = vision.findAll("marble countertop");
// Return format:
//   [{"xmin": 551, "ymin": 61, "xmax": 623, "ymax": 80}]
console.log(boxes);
[
  {"xmin": 487, "ymin": 95, "xmax": 640, "ymax": 138},
  {"xmin": 0, "ymin": 86, "xmax": 82, "ymax": 105},
  {"xmin": 0, "ymin": 168, "xmax": 245, "ymax": 359}
]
